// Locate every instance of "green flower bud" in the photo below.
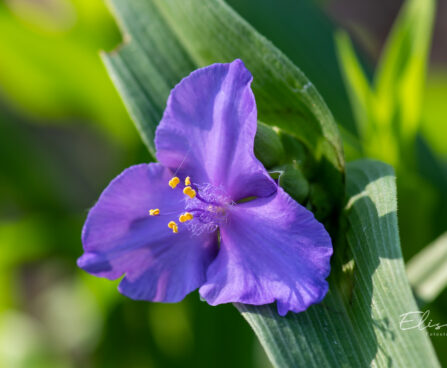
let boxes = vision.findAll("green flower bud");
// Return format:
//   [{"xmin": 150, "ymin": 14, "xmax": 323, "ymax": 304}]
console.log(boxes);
[
  {"xmin": 254, "ymin": 121, "xmax": 284, "ymax": 168},
  {"xmin": 274, "ymin": 164, "xmax": 310, "ymax": 204}
]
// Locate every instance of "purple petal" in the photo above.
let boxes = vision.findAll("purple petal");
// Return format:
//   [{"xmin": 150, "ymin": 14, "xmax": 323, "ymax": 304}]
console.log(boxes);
[
  {"xmin": 199, "ymin": 188, "xmax": 332, "ymax": 315},
  {"xmin": 155, "ymin": 59, "xmax": 276, "ymax": 201},
  {"xmin": 78, "ymin": 163, "xmax": 218, "ymax": 302}
]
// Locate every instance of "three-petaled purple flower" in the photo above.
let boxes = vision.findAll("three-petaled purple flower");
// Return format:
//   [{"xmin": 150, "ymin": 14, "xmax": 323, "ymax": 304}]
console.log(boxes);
[{"xmin": 78, "ymin": 59, "xmax": 332, "ymax": 316}]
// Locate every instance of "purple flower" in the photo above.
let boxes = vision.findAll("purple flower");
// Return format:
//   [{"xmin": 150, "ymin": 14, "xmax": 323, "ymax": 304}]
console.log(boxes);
[{"xmin": 78, "ymin": 59, "xmax": 332, "ymax": 316}]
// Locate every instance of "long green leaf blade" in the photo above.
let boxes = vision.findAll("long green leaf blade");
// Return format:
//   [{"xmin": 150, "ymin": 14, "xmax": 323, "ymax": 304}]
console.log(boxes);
[
  {"xmin": 375, "ymin": 0, "xmax": 435, "ymax": 141},
  {"xmin": 407, "ymin": 232, "xmax": 447, "ymax": 304},
  {"xmin": 99, "ymin": 2, "xmax": 439, "ymax": 366},
  {"xmin": 154, "ymin": 0, "xmax": 344, "ymax": 196},
  {"xmin": 226, "ymin": 0, "xmax": 358, "ymax": 135},
  {"xmin": 238, "ymin": 160, "xmax": 439, "ymax": 367},
  {"xmin": 102, "ymin": 0, "xmax": 196, "ymax": 156},
  {"xmin": 103, "ymin": 0, "xmax": 345, "ymax": 203},
  {"xmin": 335, "ymin": 31, "xmax": 373, "ymax": 140}
]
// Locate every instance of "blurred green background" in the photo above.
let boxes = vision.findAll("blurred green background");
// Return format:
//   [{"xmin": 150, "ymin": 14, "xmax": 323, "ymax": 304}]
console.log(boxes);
[{"xmin": 0, "ymin": 0, "xmax": 446, "ymax": 367}]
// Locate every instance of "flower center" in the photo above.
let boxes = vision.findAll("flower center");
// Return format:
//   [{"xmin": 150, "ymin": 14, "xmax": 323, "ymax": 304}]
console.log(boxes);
[{"xmin": 149, "ymin": 176, "xmax": 233, "ymax": 235}]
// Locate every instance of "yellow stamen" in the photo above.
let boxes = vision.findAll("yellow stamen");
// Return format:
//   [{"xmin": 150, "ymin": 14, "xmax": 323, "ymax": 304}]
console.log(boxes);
[
  {"xmin": 185, "ymin": 176, "xmax": 191, "ymax": 186},
  {"xmin": 149, "ymin": 209, "xmax": 160, "ymax": 216},
  {"xmin": 168, "ymin": 177, "xmax": 180, "ymax": 189},
  {"xmin": 168, "ymin": 221, "xmax": 178, "ymax": 233},
  {"xmin": 179, "ymin": 212, "xmax": 194, "ymax": 223},
  {"xmin": 183, "ymin": 186, "xmax": 196, "ymax": 199}
]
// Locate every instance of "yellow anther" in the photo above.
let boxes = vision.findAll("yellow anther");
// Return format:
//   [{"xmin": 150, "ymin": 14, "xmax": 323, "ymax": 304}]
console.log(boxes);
[
  {"xmin": 179, "ymin": 212, "xmax": 194, "ymax": 223},
  {"xmin": 185, "ymin": 176, "xmax": 191, "ymax": 186},
  {"xmin": 183, "ymin": 186, "xmax": 196, "ymax": 199},
  {"xmin": 168, "ymin": 221, "xmax": 178, "ymax": 233},
  {"xmin": 149, "ymin": 208, "xmax": 160, "ymax": 216},
  {"xmin": 168, "ymin": 177, "xmax": 180, "ymax": 189}
]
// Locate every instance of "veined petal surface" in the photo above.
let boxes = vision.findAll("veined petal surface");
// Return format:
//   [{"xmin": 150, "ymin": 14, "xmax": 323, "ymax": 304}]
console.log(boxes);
[
  {"xmin": 200, "ymin": 188, "xmax": 332, "ymax": 315},
  {"xmin": 78, "ymin": 163, "xmax": 218, "ymax": 302},
  {"xmin": 155, "ymin": 59, "xmax": 276, "ymax": 200}
]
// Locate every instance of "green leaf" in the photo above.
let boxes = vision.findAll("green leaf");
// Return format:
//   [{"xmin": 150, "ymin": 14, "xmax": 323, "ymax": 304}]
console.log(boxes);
[
  {"xmin": 225, "ymin": 0, "xmax": 358, "ymax": 135},
  {"xmin": 421, "ymin": 71, "xmax": 447, "ymax": 157},
  {"xmin": 375, "ymin": 0, "xmax": 435, "ymax": 141},
  {"xmin": 102, "ymin": 0, "xmax": 196, "ymax": 156},
  {"xmin": 335, "ymin": 31, "xmax": 373, "ymax": 140},
  {"xmin": 335, "ymin": 0, "xmax": 435, "ymax": 166},
  {"xmin": 407, "ymin": 232, "xmax": 447, "ymax": 304},
  {"xmin": 102, "ymin": 0, "xmax": 344, "ymax": 204},
  {"xmin": 98, "ymin": 2, "xmax": 440, "ymax": 365},
  {"xmin": 237, "ymin": 160, "xmax": 439, "ymax": 367}
]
